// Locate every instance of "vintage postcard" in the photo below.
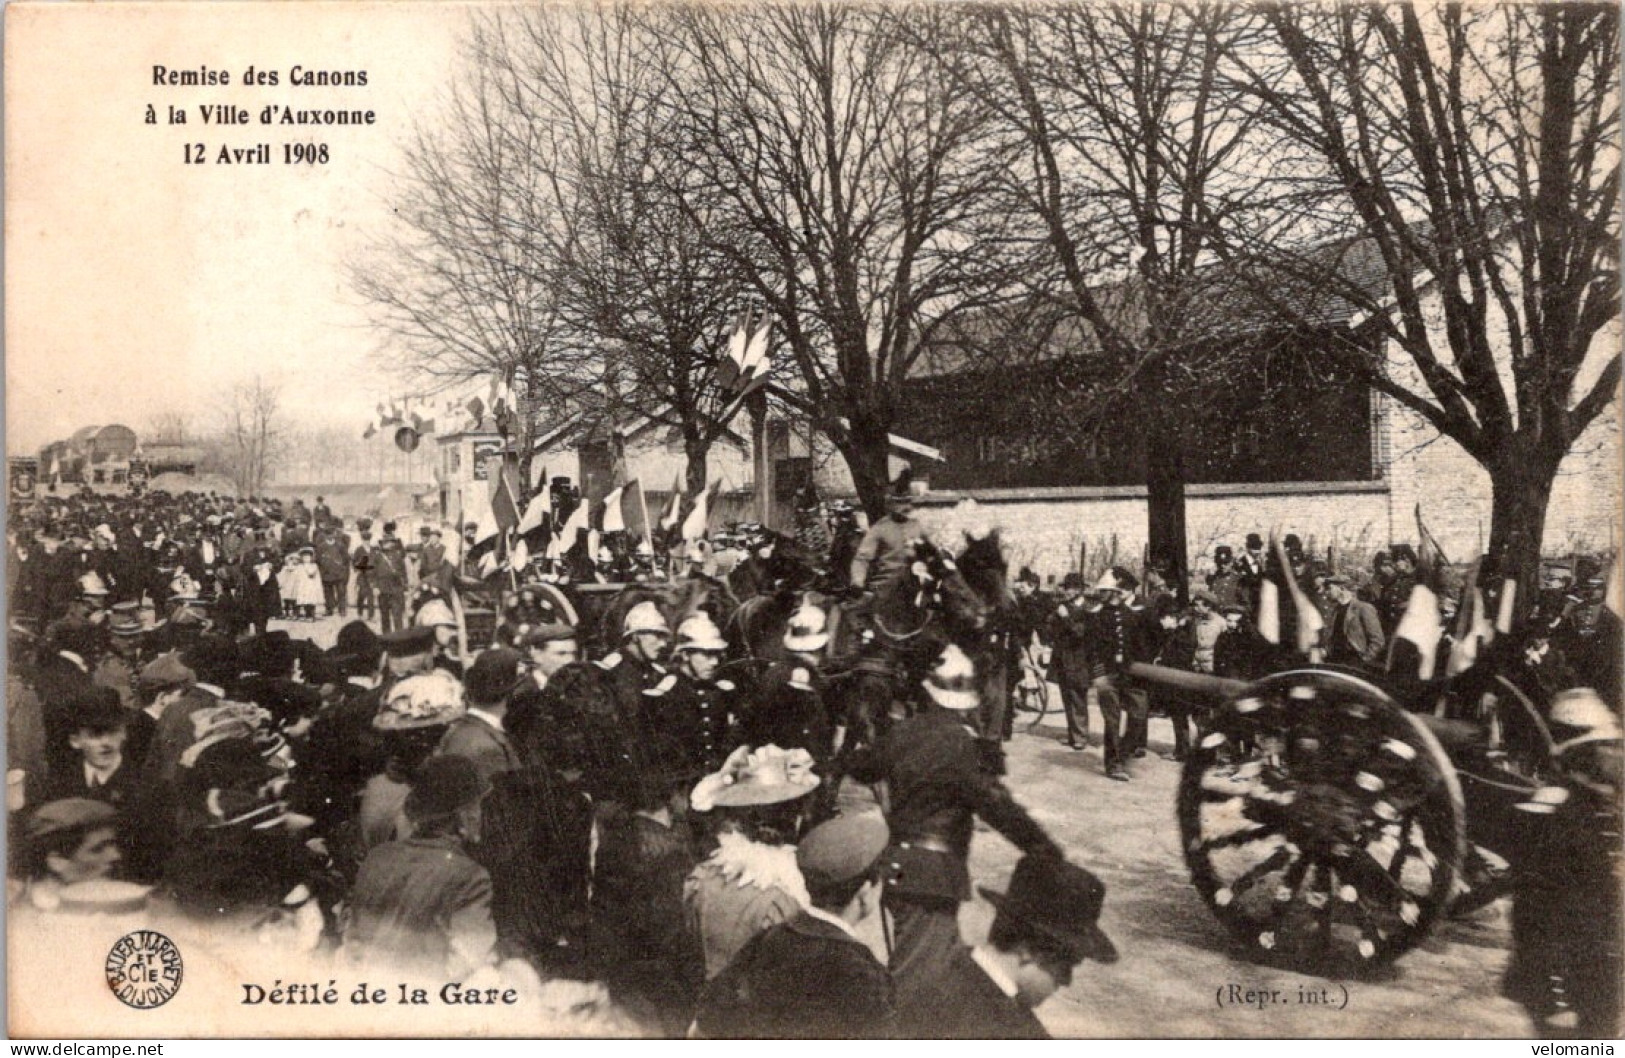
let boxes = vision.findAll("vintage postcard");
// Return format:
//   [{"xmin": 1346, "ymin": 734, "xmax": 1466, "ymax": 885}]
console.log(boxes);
[{"xmin": 5, "ymin": 0, "xmax": 1620, "ymax": 1041}]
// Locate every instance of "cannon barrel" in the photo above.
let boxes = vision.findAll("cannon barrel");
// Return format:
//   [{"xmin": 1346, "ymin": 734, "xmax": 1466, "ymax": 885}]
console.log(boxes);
[{"xmin": 1127, "ymin": 662, "xmax": 1249, "ymax": 700}]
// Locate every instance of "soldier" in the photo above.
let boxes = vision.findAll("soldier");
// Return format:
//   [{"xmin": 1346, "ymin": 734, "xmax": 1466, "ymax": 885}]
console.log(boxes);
[
  {"xmin": 642, "ymin": 614, "xmax": 742, "ymax": 776},
  {"xmin": 315, "ymin": 521, "xmax": 352, "ymax": 617},
  {"xmin": 747, "ymin": 605, "xmax": 835, "ymax": 768},
  {"xmin": 849, "ymin": 469, "xmax": 926, "ymax": 592},
  {"xmin": 1381, "ymin": 544, "xmax": 1420, "ymax": 635},
  {"xmin": 1207, "ymin": 545, "xmax": 1246, "ymax": 613},
  {"xmin": 352, "ymin": 519, "xmax": 377, "ymax": 621},
  {"xmin": 373, "ymin": 522, "xmax": 409, "ymax": 633},
  {"xmin": 1047, "ymin": 573, "xmax": 1095, "ymax": 752},
  {"xmin": 414, "ymin": 598, "xmax": 465, "ymax": 678},
  {"xmin": 848, "ymin": 643, "xmax": 1063, "ymax": 1020},
  {"xmin": 1551, "ymin": 558, "xmax": 1622, "ymax": 712},
  {"xmin": 1085, "ymin": 568, "xmax": 1156, "ymax": 781}
]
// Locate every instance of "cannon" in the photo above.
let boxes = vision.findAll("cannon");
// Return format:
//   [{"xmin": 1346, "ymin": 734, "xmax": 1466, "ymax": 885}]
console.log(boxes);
[{"xmin": 1130, "ymin": 661, "xmax": 1562, "ymax": 974}]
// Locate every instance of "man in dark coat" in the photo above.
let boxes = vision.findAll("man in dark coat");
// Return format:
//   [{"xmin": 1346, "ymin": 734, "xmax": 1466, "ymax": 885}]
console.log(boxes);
[
  {"xmin": 694, "ymin": 813, "xmax": 896, "ymax": 1039},
  {"xmin": 1323, "ymin": 576, "xmax": 1386, "ymax": 670},
  {"xmin": 848, "ymin": 643, "xmax": 1062, "ymax": 1021},
  {"xmin": 373, "ymin": 524, "xmax": 408, "ymax": 633},
  {"xmin": 1085, "ymin": 568, "xmax": 1157, "ymax": 780},
  {"xmin": 899, "ymin": 852, "xmax": 1118, "ymax": 1039},
  {"xmin": 315, "ymin": 523, "xmax": 352, "ymax": 617},
  {"xmin": 345, "ymin": 755, "xmax": 498, "ymax": 979},
  {"xmin": 351, "ymin": 520, "xmax": 378, "ymax": 621},
  {"xmin": 1046, "ymin": 573, "xmax": 1094, "ymax": 751}
]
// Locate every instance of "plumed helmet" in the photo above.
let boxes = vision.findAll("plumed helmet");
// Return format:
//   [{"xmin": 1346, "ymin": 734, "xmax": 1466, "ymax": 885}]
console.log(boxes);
[
  {"xmin": 623, "ymin": 601, "xmax": 671, "ymax": 638},
  {"xmin": 923, "ymin": 642, "xmax": 978, "ymax": 710},
  {"xmin": 782, "ymin": 604, "xmax": 829, "ymax": 652},
  {"xmin": 675, "ymin": 614, "xmax": 729, "ymax": 654},
  {"xmin": 415, "ymin": 599, "xmax": 457, "ymax": 629}
]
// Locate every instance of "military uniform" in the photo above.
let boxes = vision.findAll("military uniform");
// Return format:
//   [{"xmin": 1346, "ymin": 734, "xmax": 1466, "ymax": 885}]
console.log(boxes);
[
  {"xmin": 373, "ymin": 538, "xmax": 408, "ymax": 632},
  {"xmin": 745, "ymin": 659, "xmax": 834, "ymax": 766},
  {"xmin": 640, "ymin": 670, "xmax": 743, "ymax": 776},
  {"xmin": 1086, "ymin": 600, "xmax": 1157, "ymax": 774},
  {"xmin": 848, "ymin": 706, "xmax": 1060, "ymax": 1016}
]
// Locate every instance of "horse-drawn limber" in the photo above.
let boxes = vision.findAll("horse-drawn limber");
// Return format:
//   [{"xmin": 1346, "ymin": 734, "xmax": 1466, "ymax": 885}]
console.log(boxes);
[{"xmin": 1129, "ymin": 655, "xmax": 1577, "ymax": 975}]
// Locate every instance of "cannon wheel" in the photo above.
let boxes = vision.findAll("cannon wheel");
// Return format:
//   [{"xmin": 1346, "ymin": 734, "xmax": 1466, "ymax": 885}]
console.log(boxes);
[{"xmin": 1178, "ymin": 668, "xmax": 1466, "ymax": 972}]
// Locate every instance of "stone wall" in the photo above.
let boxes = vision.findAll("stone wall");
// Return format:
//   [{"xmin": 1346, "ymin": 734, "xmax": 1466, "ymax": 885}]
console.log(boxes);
[{"xmin": 912, "ymin": 482, "xmax": 1392, "ymax": 583}]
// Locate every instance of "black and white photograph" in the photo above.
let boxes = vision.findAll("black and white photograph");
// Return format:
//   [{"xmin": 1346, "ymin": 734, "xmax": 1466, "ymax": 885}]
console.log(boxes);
[{"xmin": 3, "ymin": 0, "xmax": 1621, "ymax": 1041}]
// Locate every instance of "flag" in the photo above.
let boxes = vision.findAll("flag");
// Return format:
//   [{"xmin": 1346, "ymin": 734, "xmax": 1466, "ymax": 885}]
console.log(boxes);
[
  {"xmin": 1257, "ymin": 580, "xmax": 1280, "ymax": 645},
  {"xmin": 1390, "ymin": 584, "xmax": 1442, "ymax": 680},
  {"xmin": 468, "ymin": 487, "xmax": 499, "ymax": 547},
  {"xmin": 489, "ymin": 462, "xmax": 521, "ymax": 535},
  {"xmin": 530, "ymin": 460, "xmax": 548, "ymax": 490},
  {"xmin": 625, "ymin": 479, "xmax": 651, "ymax": 544},
  {"xmin": 587, "ymin": 528, "xmax": 602, "ymax": 561},
  {"xmin": 681, "ymin": 480, "xmax": 722, "ymax": 541},
  {"xmin": 508, "ymin": 537, "xmax": 530, "ymax": 573},
  {"xmin": 549, "ymin": 499, "xmax": 589, "ymax": 560},
  {"xmin": 601, "ymin": 485, "xmax": 626, "ymax": 534},
  {"xmin": 659, "ymin": 473, "xmax": 684, "ymax": 530},
  {"xmin": 517, "ymin": 490, "xmax": 552, "ymax": 536},
  {"xmin": 1272, "ymin": 533, "xmax": 1323, "ymax": 657},
  {"xmin": 362, "ymin": 421, "xmax": 377, "ymax": 441},
  {"xmin": 716, "ymin": 313, "xmax": 749, "ymax": 392},
  {"xmin": 1414, "ymin": 505, "xmax": 1451, "ymax": 592},
  {"xmin": 734, "ymin": 318, "xmax": 772, "ymax": 396}
]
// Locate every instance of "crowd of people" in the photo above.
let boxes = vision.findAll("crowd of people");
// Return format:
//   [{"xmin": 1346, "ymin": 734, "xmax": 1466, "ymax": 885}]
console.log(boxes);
[{"xmin": 5, "ymin": 480, "xmax": 1620, "ymax": 1038}]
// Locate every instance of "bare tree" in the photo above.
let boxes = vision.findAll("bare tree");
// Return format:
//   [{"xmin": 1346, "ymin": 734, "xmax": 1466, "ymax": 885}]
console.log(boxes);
[
  {"xmin": 1213, "ymin": 3, "xmax": 1620, "ymax": 584},
  {"xmin": 351, "ymin": 15, "xmax": 590, "ymax": 500},
  {"xmin": 926, "ymin": 3, "xmax": 1282, "ymax": 586},
  {"xmin": 479, "ymin": 7, "xmax": 762, "ymax": 500},
  {"xmin": 144, "ymin": 411, "xmax": 192, "ymax": 446},
  {"xmin": 645, "ymin": 3, "xmax": 1036, "ymax": 516},
  {"xmin": 215, "ymin": 375, "xmax": 284, "ymax": 496}
]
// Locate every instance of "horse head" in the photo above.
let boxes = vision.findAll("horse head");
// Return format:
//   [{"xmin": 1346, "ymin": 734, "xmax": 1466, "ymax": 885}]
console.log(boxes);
[
  {"xmin": 957, "ymin": 528, "xmax": 1013, "ymax": 614},
  {"xmin": 878, "ymin": 539, "xmax": 989, "ymax": 639}
]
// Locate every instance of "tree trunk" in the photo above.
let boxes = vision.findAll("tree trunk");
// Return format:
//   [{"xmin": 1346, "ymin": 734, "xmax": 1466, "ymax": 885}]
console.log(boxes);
[
  {"xmin": 840, "ymin": 416, "xmax": 893, "ymax": 521},
  {"xmin": 1146, "ymin": 424, "xmax": 1189, "ymax": 601},
  {"xmin": 1486, "ymin": 447, "xmax": 1559, "ymax": 607},
  {"xmin": 748, "ymin": 393, "xmax": 772, "ymax": 527}
]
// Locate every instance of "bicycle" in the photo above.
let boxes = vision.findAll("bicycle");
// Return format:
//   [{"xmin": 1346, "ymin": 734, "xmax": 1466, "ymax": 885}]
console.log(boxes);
[{"xmin": 1011, "ymin": 644, "xmax": 1052, "ymax": 730}]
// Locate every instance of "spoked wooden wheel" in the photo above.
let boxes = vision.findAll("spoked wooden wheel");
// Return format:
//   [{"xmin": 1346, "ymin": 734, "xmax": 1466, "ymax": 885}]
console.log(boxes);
[{"xmin": 1178, "ymin": 668, "xmax": 1465, "ymax": 973}]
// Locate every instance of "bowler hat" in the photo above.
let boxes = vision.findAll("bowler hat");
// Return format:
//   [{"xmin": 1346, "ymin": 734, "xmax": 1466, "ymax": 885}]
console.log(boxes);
[
  {"xmin": 464, "ymin": 647, "xmax": 522, "ymax": 705},
  {"xmin": 978, "ymin": 854, "xmax": 1118, "ymax": 965},
  {"xmin": 404, "ymin": 755, "xmax": 490, "ymax": 821},
  {"xmin": 380, "ymin": 625, "xmax": 436, "ymax": 658},
  {"xmin": 182, "ymin": 635, "xmax": 241, "ymax": 688},
  {"xmin": 1059, "ymin": 572, "xmax": 1087, "ymax": 593}
]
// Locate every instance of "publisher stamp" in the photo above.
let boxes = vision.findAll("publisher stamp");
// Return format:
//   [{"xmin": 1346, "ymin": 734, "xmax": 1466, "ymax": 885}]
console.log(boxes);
[{"xmin": 105, "ymin": 931, "xmax": 183, "ymax": 1010}]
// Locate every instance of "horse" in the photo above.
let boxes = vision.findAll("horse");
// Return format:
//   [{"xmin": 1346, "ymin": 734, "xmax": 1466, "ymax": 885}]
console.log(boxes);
[{"xmin": 953, "ymin": 529, "xmax": 1018, "ymax": 767}]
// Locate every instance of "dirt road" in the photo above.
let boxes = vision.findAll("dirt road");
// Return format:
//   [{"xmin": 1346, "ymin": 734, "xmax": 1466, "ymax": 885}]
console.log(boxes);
[{"xmin": 276, "ymin": 614, "xmax": 1533, "ymax": 1038}]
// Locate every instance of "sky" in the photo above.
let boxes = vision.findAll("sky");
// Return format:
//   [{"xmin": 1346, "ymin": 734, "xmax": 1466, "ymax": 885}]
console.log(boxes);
[{"xmin": 5, "ymin": 1, "xmax": 470, "ymax": 454}]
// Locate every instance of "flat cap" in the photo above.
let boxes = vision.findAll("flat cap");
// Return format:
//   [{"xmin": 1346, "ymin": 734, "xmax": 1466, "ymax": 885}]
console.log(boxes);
[
  {"xmin": 27, "ymin": 798, "xmax": 117, "ymax": 841},
  {"xmin": 520, "ymin": 622, "xmax": 578, "ymax": 647},
  {"xmin": 796, "ymin": 812, "xmax": 890, "ymax": 891}
]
